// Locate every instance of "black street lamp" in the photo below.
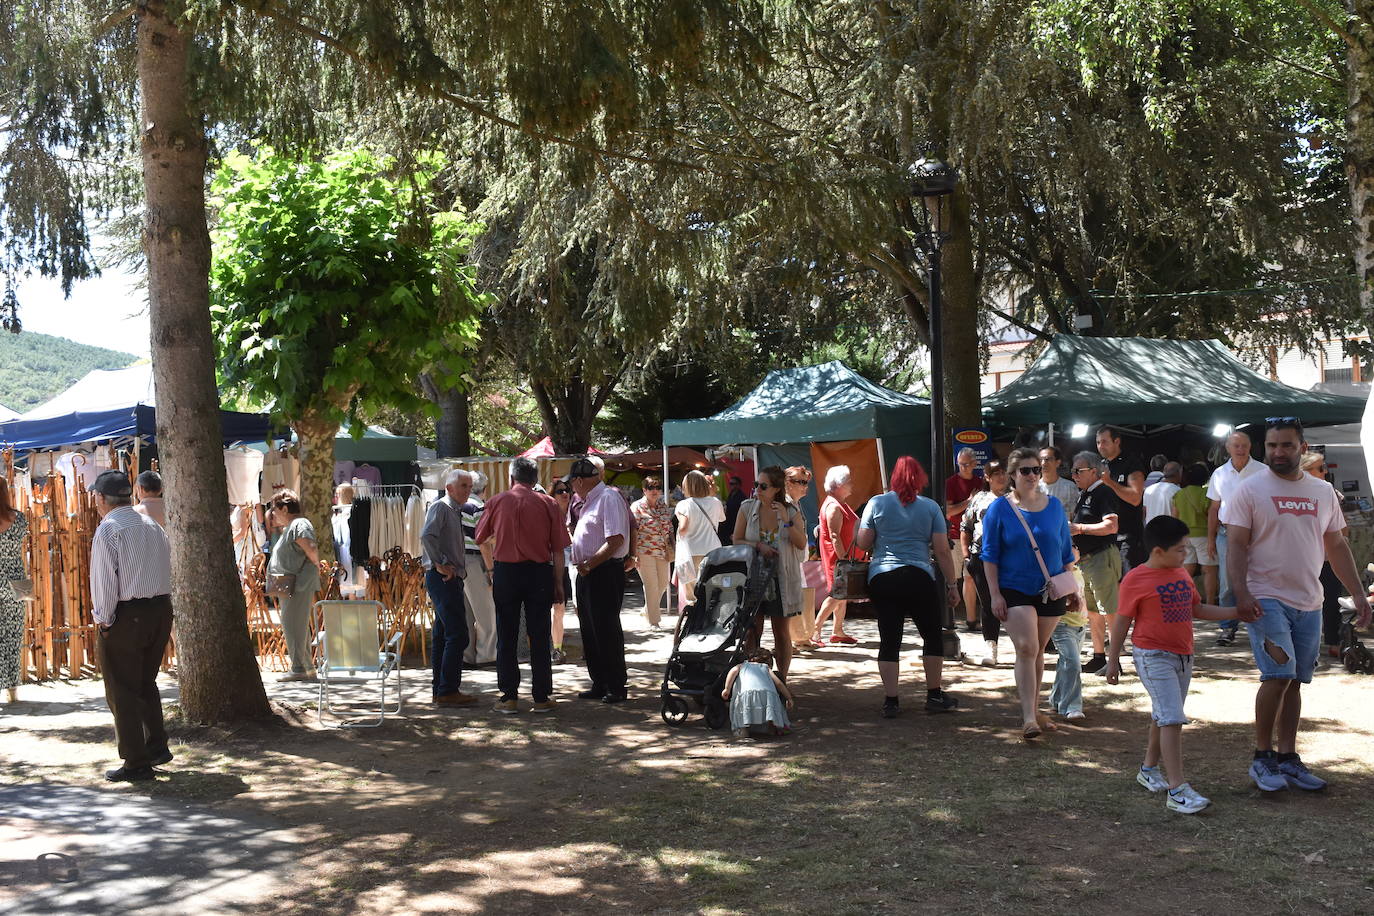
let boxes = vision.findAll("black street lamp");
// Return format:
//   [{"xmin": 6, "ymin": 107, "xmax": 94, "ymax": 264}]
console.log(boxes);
[{"xmin": 909, "ymin": 157, "xmax": 959, "ymax": 658}]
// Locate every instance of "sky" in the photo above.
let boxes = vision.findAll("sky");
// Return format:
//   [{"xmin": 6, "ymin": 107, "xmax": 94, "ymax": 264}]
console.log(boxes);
[{"xmin": 12, "ymin": 267, "xmax": 151, "ymax": 358}]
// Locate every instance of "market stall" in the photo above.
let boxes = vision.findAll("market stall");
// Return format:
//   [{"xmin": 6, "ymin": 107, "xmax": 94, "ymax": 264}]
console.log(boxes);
[{"xmin": 661, "ymin": 360, "xmax": 932, "ymax": 516}]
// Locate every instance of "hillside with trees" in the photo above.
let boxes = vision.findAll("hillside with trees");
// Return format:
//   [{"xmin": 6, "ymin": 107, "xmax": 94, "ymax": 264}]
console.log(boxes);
[{"xmin": 0, "ymin": 331, "xmax": 137, "ymax": 412}]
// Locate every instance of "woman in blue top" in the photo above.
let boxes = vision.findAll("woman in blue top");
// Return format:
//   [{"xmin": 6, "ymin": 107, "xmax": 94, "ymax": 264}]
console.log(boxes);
[
  {"xmin": 854, "ymin": 456, "xmax": 960, "ymax": 719},
  {"xmin": 981, "ymin": 447, "xmax": 1080, "ymax": 739}
]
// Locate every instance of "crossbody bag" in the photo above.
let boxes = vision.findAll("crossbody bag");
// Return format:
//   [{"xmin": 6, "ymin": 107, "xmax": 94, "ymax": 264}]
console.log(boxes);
[{"xmin": 1006, "ymin": 496, "xmax": 1078, "ymax": 601}]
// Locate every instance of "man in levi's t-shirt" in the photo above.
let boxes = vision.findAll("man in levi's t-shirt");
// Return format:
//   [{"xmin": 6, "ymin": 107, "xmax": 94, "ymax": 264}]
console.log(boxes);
[
  {"xmin": 1105, "ymin": 517, "xmax": 1247, "ymax": 814},
  {"xmin": 1222, "ymin": 418, "xmax": 1371, "ymax": 795}
]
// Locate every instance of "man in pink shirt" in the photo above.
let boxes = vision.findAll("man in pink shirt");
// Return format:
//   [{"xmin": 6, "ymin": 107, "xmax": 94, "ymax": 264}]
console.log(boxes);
[
  {"xmin": 474, "ymin": 457, "xmax": 570, "ymax": 714},
  {"xmin": 1224, "ymin": 417, "xmax": 1371, "ymax": 793},
  {"xmin": 567, "ymin": 455, "xmax": 633, "ymax": 703}
]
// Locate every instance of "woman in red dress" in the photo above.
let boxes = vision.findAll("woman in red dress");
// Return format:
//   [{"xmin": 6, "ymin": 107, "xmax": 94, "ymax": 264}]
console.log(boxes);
[{"xmin": 813, "ymin": 465, "xmax": 861, "ymax": 646}]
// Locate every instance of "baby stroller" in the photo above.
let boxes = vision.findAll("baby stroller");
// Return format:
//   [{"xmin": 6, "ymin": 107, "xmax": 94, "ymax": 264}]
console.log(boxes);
[
  {"xmin": 1336, "ymin": 597, "xmax": 1374, "ymax": 674},
  {"xmin": 661, "ymin": 544, "xmax": 770, "ymax": 728}
]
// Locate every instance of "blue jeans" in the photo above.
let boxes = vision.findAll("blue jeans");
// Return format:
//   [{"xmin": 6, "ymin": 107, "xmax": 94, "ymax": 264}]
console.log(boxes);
[
  {"xmin": 493, "ymin": 561, "xmax": 555, "ymax": 701},
  {"xmin": 1134, "ymin": 649, "xmax": 1192, "ymax": 726},
  {"xmin": 1049, "ymin": 622, "xmax": 1084, "ymax": 716},
  {"xmin": 426, "ymin": 568, "xmax": 469, "ymax": 697},
  {"xmin": 1247, "ymin": 599, "xmax": 1321, "ymax": 684},
  {"xmin": 1215, "ymin": 527, "xmax": 1238, "ymax": 635}
]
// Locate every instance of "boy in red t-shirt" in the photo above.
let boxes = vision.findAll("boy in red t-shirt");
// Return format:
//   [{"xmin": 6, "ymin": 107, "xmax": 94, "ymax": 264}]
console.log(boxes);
[{"xmin": 1106, "ymin": 516, "xmax": 1256, "ymax": 814}]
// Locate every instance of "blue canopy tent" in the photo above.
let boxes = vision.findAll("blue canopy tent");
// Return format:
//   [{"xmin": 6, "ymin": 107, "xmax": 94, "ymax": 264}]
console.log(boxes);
[{"xmin": 0, "ymin": 404, "xmax": 271, "ymax": 451}]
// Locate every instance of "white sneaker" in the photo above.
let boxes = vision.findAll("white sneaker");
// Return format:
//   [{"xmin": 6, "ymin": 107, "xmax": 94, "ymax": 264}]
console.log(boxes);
[
  {"xmin": 1136, "ymin": 765, "xmax": 1170, "ymax": 793},
  {"xmin": 1166, "ymin": 782, "xmax": 1211, "ymax": 814},
  {"xmin": 978, "ymin": 642, "xmax": 998, "ymax": 667}
]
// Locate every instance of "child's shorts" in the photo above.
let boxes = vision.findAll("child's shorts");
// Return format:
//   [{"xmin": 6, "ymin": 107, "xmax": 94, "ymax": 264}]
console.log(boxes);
[
  {"xmin": 1133, "ymin": 648, "xmax": 1192, "ymax": 727},
  {"xmin": 1246, "ymin": 599, "xmax": 1321, "ymax": 683}
]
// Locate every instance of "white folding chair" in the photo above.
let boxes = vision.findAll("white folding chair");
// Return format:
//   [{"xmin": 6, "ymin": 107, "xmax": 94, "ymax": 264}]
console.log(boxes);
[{"xmin": 313, "ymin": 600, "xmax": 403, "ymax": 727}]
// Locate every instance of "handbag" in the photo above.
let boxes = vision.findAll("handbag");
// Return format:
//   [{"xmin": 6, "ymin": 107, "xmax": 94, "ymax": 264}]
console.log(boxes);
[
  {"xmin": 830, "ymin": 548, "xmax": 869, "ymax": 600},
  {"xmin": 265, "ymin": 573, "xmax": 297, "ymax": 598},
  {"xmin": 1006, "ymin": 496, "xmax": 1078, "ymax": 601}
]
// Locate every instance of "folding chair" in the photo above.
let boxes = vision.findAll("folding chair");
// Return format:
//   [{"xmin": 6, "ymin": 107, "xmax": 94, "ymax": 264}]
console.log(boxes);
[{"xmin": 313, "ymin": 600, "xmax": 403, "ymax": 727}]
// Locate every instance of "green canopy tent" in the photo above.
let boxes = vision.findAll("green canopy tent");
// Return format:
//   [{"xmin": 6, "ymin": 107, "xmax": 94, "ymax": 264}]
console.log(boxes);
[
  {"xmin": 982, "ymin": 337, "xmax": 1367, "ymax": 429},
  {"xmin": 662, "ymin": 361, "xmax": 932, "ymax": 507}
]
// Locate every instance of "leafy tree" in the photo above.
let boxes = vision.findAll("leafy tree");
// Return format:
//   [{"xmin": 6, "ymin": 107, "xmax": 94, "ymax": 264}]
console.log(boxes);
[{"xmin": 210, "ymin": 148, "xmax": 485, "ymax": 559}]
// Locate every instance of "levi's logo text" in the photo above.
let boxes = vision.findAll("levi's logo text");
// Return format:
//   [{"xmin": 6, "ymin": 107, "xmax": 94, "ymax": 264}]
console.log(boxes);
[
  {"xmin": 1271, "ymin": 496, "xmax": 1318, "ymax": 518},
  {"xmin": 1154, "ymin": 578, "xmax": 1194, "ymax": 623}
]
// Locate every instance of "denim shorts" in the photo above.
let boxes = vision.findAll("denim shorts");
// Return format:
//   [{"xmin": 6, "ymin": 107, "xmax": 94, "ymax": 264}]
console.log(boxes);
[
  {"xmin": 1246, "ymin": 599, "xmax": 1321, "ymax": 683},
  {"xmin": 1133, "ymin": 649, "xmax": 1192, "ymax": 727}
]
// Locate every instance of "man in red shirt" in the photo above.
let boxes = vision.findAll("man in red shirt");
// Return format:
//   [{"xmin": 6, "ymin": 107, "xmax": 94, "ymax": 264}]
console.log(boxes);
[
  {"xmin": 474, "ymin": 457, "xmax": 571, "ymax": 714},
  {"xmin": 946, "ymin": 447, "xmax": 987, "ymax": 628}
]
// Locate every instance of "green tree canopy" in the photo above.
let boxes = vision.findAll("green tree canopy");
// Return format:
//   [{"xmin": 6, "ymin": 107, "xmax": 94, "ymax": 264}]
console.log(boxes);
[{"xmin": 210, "ymin": 147, "xmax": 486, "ymax": 557}]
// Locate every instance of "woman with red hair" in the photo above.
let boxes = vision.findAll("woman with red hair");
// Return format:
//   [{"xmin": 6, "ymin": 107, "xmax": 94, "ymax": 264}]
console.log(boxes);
[{"xmin": 853, "ymin": 456, "xmax": 960, "ymax": 718}]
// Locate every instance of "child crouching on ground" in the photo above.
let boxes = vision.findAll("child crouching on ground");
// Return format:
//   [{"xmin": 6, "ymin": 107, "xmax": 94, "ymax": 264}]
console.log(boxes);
[
  {"xmin": 1106, "ymin": 516, "xmax": 1255, "ymax": 814},
  {"xmin": 722, "ymin": 647, "xmax": 794, "ymax": 738}
]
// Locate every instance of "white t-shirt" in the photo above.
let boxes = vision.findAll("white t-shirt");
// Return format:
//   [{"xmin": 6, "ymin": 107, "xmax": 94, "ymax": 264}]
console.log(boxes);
[
  {"xmin": 1220, "ymin": 470, "xmax": 1344, "ymax": 610},
  {"xmin": 1206, "ymin": 457, "xmax": 1266, "ymax": 512},
  {"xmin": 675, "ymin": 496, "xmax": 726, "ymax": 558},
  {"xmin": 225, "ymin": 447, "xmax": 264, "ymax": 507},
  {"xmin": 1142, "ymin": 481, "xmax": 1180, "ymax": 524}
]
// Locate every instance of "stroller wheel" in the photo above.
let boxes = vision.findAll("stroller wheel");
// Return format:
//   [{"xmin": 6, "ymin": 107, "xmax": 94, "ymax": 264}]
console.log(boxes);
[
  {"xmin": 1359, "ymin": 646, "xmax": 1374, "ymax": 675},
  {"xmin": 661, "ymin": 695, "xmax": 691, "ymax": 726},
  {"xmin": 704, "ymin": 700, "xmax": 729, "ymax": 731},
  {"xmin": 1344, "ymin": 646, "xmax": 1363, "ymax": 674}
]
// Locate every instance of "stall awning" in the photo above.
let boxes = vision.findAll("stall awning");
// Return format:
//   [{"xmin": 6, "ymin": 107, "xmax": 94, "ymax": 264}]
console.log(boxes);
[
  {"xmin": 662, "ymin": 361, "xmax": 930, "ymax": 446},
  {"xmin": 0, "ymin": 404, "xmax": 272, "ymax": 450},
  {"xmin": 982, "ymin": 336, "xmax": 1367, "ymax": 428}
]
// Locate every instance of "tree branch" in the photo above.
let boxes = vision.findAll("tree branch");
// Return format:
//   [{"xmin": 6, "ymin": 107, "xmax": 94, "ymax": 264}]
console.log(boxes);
[{"xmin": 988, "ymin": 307, "xmax": 1055, "ymax": 343}]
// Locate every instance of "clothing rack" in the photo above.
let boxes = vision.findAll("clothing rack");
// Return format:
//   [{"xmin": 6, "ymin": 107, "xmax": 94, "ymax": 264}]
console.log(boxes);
[{"xmin": 351, "ymin": 482, "xmax": 421, "ymax": 499}]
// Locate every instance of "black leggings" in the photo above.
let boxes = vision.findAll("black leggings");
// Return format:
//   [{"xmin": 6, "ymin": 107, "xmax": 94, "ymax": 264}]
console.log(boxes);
[
  {"xmin": 967, "ymin": 556, "xmax": 1000, "ymax": 643},
  {"xmin": 869, "ymin": 566, "xmax": 943, "ymax": 661}
]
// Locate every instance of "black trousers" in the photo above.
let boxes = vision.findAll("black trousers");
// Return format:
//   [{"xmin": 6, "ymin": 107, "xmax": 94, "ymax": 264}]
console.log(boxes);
[
  {"xmin": 96, "ymin": 595, "xmax": 173, "ymax": 768},
  {"xmin": 967, "ymin": 556, "xmax": 999, "ymax": 643},
  {"xmin": 494, "ymin": 561, "xmax": 554, "ymax": 701},
  {"xmin": 1320, "ymin": 561, "xmax": 1345, "ymax": 647},
  {"xmin": 575, "ymin": 561, "xmax": 627, "ymax": 696}
]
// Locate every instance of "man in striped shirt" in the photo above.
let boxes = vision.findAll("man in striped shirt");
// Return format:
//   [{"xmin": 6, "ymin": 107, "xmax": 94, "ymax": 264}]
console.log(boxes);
[{"xmin": 88, "ymin": 470, "xmax": 174, "ymax": 782}]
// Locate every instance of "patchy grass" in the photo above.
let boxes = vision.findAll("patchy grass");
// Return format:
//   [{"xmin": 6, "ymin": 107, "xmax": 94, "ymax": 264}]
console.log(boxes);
[{"xmin": 3, "ymin": 627, "xmax": 1373, "ymax": 914}]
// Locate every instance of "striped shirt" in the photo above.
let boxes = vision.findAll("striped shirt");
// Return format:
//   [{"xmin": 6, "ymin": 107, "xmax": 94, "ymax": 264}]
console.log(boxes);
[{"xmin": 90, "ymin": 505, "xmax": 172, "ymax": 626}]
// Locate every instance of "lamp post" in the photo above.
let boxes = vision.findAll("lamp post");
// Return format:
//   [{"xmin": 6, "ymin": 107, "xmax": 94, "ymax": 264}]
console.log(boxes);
[{"xmin": 909, "ymin": 157, "xmax": 959, "ymax": 658}]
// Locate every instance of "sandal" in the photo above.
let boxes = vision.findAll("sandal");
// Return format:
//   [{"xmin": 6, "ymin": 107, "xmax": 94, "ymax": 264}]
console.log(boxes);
[
  {"xmin": 1023, "ymin": 722, "xmax": 1042, "ymax": 740},
  {"xmin": 830, "ymin": 634, "xmax": 858, "ymax": 645}
]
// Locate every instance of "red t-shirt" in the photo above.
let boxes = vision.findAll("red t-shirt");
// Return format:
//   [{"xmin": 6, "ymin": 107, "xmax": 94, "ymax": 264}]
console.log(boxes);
[
  {"xmin": 474, "ymin": 484, "xmax": 571, "ymax": 564},
  {"xmin": 945, "ymin": 473, "xmax": 987, "ymax": 540},
  {"xmin": 1117, "ymin": 565, "xmax": 1201, "ymax": 655}
]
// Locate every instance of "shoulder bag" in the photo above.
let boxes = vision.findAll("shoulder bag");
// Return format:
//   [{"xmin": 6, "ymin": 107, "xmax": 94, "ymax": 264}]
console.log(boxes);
[
  {"xmin": 1006, "ymin": 496, "xmax": 1078, "ymax": 601},
  {"xmin": 830, "ymin": 542, "xmax": 869, "ymax": 600},
  {"xmin": 265, "ymin": 573, "xmax": 296, "ymax": 598}
]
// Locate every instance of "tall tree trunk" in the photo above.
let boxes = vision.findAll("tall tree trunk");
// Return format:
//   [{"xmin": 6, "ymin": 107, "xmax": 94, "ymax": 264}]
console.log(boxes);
[
  {"xmin": 295, "ymin": 410, "xmax": 338, "ymax": 566},
  {"xmin": 1348, "ymin": 2, "xmax": 1374, "ymax": 337},
  {"xmin": 531, "ymin": 376, "xmax": 595, "ymax": 454},
  {"xmin": 941, "ymin": 185, "xmax": 983, "ymax": 433},
  {"xmin": 429, "ymin": 377, "xmax": 471, "ymax": 458},
  {"xmin": 138, "ymin": 2, "xmax": 270, "ymax": 723}
]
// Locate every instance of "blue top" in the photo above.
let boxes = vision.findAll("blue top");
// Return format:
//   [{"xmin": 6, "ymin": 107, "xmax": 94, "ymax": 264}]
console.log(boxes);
[
  {"xmin": 858, "ymin": 492, "xmax": 944, "ymax": 580},
  {"xmin": 979, "ymin": 495, "xmax": 1074, "ymax": 595}
]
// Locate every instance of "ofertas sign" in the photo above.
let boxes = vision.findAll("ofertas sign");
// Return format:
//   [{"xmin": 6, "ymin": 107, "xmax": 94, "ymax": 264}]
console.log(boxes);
[{"xmin": 952, "ymin": 427, "xmax": 996, "ymax": 471}]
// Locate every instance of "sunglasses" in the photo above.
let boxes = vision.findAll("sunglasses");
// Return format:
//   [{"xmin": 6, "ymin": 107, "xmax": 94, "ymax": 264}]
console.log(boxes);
[
  {"xmin": 552, "ymin": 488, "xmax": 570, "ymax": 495},
  {"xmin": 1071, "ymin": 467, "xmax": 1095, "ymax": 475},
  {"xmin": 1016, "ymin": 466, "xmax": 1043, "ymax": 477},
  {"xmin": 755, "ymin": 481, "xmax": 773, "ymax": 490},
  {"xmin": 787, "ymin": 478, "xmax": 809, "ymax": 485},
  {"xmin": 644, "ymin": 484, "xmax": 662, "ymax": 491},
  {"xmin": 1265, "ymin": 416, "xmax": 1299, "ymax": 425}
]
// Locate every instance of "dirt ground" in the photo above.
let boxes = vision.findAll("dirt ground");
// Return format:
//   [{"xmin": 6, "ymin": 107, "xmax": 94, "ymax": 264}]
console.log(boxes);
[{"xmin": 3, "ymin": 596, "xmax": 1373, "ymax": 915}]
